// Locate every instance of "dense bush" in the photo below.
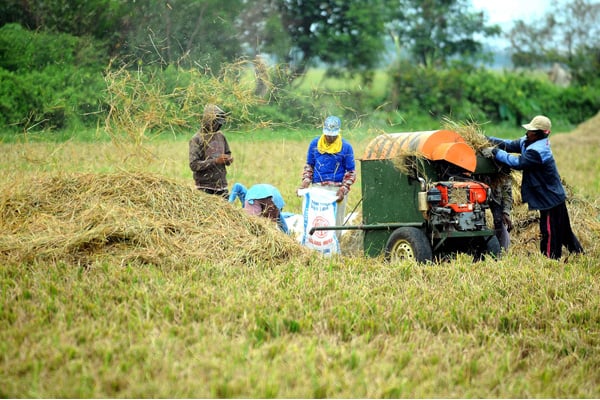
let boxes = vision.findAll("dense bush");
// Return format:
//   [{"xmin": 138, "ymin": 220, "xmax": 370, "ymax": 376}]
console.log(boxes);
[
  {"xmin": 388, "ymin": 61, "xmax": 600, "ymax": 126},
  {"xmin": 0, "ymin": 23, "xmax": 107, "ymax": 130}
]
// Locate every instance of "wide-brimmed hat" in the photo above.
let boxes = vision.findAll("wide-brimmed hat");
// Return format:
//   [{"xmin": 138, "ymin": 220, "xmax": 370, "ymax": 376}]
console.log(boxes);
[
  {"xmin": 323, "ymin": 115, "xmax": 341, "ymax": 136},
  {"xmin": 522, "ymin": 115, "xmax": 551, "ymax": 134}
]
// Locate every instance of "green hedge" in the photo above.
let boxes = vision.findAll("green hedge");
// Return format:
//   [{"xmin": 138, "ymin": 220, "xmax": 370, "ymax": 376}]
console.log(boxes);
[
  {"xmin": 388, "ymin": 62, "xmax": 600, "ymax": 127},
  {"xmin": 0, "ymin": 23, "xmax": 106, "ymax": 130}
]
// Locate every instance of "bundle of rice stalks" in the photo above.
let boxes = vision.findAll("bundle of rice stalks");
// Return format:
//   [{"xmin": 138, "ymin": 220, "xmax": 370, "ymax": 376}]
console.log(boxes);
[
  {"xmin": 443, "ymin": 117, "xmax": 516, "ymax": 189},
  {"xmin": 0, "ymin": 172, "xmax": 311, "ymax": 268},
  {"xmin": 390, "ymin": 149, "xmax": 426, "ymax": 177},
  {"xmin": 103, "ymin": 59, "xmax": 268, "ymax": 166},
  {"xmin": 441, "ymin": 116, "xmax": 490, "ymax": 151}
]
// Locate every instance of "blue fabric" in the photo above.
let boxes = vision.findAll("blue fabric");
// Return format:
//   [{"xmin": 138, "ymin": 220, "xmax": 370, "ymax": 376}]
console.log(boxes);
[
  {"xmin": 323, "ymin": 116, "xmax": 341, "ymax": 135},
  {"xmin": 245, "ymin": 184, "xmax": 285, "ymax": 210},
  {"xmin": 489, "ymin": 136, "xmax": 566, "ymax": 210},
  {"xmin": 229, "ymin": 182, "xmax": 288, "ymax": 234},
  {"xmin": 228, "ymin": 182, "xmax": 247, "ymax": 205},
  {"xmin": 277, "ymin": 216, "xmax": 289, "ymax": 234},
  {"xmin": 305, "ymin": 137, "xmax": 355, "ymax": 184}
]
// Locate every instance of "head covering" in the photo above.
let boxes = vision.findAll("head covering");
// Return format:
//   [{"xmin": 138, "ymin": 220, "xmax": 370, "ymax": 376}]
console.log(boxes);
[
  {"xmin": 246, "ymin": 184, "xmax": 285, "ymax": 211},
  {"xmin": 323, "ymin": 115, "xmax": 341, "ymax": 136},
  {"xmin": 522, "ymin": 115, "xmax": 551, "ymax": 134},
  {"xmin": 202, "ymin": 104, "xmax": 228, "ymax": 132}
]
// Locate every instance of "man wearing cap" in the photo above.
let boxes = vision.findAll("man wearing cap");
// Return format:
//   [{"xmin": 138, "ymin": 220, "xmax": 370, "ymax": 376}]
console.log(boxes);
[
  {"xmin": 189, "ymin": 104, "xmax": 234, "ymax": 199},
  {"xmin": 299, "ymin": 115, "xmax": 356, "ymax": 233},
  {"xmin": 482, "ymin": 115, "xmax": 584, "ymax": 260}
]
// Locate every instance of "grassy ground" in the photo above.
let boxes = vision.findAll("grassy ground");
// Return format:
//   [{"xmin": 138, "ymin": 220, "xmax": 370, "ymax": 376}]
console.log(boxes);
[{"xmin": 1, "ymin": 116, "xmax": 599, "ymax": 397}]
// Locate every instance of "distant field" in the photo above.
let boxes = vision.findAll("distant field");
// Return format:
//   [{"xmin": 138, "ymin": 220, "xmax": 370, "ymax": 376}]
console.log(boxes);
[{"xmin": 1, "ymin": 114, "xmax": 599, "ymax": 397}]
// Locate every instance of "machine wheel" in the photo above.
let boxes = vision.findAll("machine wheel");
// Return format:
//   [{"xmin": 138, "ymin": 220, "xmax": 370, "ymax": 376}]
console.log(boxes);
[{"xmin": 384, "ymin": 227, "xmax": 432, "ymax": 263}]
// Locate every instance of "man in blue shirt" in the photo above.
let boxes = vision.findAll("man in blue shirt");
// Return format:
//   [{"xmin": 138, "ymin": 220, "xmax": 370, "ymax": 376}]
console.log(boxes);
[
  {"xmin": 299, "ymin": 116, "xmax": 356, "ymax": 233},
  {"xmin": 483, "ymin": 115, "xmax": 584, "ymax": 260}
]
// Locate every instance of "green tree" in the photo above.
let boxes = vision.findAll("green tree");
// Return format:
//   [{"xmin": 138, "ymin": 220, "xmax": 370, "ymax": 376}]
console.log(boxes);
[
  {"xmin": 236, "ymin": 0, "xmax": 289, "ymax": 57},
  {"xmin": 273, "ymin": 0, "xmax": 389, "ymax": 78},
  {"xmin": 508, "ymin": 0, "xmax": 600, "ymax": 85},
  {"xmin": 116, "ymin": 0, "xmax": 245, "ymax": 70},
  {"xmin": 387, "ymin": 0, "xmax": 500, "ymax": 67}
]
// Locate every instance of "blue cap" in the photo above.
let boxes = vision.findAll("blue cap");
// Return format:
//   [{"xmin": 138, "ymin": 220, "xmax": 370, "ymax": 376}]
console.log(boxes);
[{"xmin": 323, "ymin": 116, "xmax": 341, "ymax": 136}]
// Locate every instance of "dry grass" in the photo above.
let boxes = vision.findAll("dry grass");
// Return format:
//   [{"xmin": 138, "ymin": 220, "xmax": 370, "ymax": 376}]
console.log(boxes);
[
  {"xmin": 0, "ymin": 171, "xmax": 310, "ymax": 268},
  {"xmin": 442, "ymin": 116, "xmax": 491, "ymax": 151},
  {"xmin": 1, "ymin": 109, "xmax": 599, "ymax": 398}
]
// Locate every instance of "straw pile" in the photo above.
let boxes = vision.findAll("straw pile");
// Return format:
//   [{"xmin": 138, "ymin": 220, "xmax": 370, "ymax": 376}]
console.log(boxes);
[{"xmin": 0, "ymin": 172, "xmax": 310, "ymax": 267}]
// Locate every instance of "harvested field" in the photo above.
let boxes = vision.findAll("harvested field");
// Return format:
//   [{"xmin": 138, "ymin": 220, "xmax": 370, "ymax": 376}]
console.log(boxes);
[{"xmin": 1, "ymin": 114, "xmax": 600, "ymax": 398}]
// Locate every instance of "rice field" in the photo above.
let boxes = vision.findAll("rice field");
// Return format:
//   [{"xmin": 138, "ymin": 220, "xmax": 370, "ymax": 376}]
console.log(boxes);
[{"xmin": 1, "ymin": 113, "xmax": 599, "ymax": 397}]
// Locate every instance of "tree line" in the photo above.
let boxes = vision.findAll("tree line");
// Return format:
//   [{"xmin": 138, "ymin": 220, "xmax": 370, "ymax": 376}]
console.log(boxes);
[{"xmin": 0, "ymin": 0, "xmax": 598, "ymax": 133}]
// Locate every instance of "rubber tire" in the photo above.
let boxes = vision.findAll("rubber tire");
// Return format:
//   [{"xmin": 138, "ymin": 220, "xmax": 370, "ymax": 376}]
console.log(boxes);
[{"xmin": 384, "ymin": 227, "xmax": 433, "ymax": 263}]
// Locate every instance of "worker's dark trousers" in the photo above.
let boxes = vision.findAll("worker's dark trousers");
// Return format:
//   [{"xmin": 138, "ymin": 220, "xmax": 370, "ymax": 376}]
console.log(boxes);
[
  {"xmin": 491, "ymin": 203, "xmax": 510, "ymax": 251},
  {"xmin": 539, "ymin": 202, "xmax": 584, "ymax": 259}
]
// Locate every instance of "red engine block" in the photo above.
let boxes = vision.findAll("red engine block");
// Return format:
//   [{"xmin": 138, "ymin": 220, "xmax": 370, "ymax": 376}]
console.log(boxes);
[{"xmin": 435, "ymin": 181, "xmax": 489, "ymax": 212}]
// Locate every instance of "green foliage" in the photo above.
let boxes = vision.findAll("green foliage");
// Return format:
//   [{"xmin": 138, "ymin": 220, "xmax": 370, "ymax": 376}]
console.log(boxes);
[
  {"xmin": 276, "ymin": 0, "xmax": 388, "ymax": 76},
  {"xmin": 115, "ymin": 0, "xmax": 244, "ymax": 71},
  {"xmin": 0, "ymin": 23, "xmax": 108, "ymax": 72},
  {"xmin": 388, "ymin": 0, "xmax": 501, "ymax": 67},
  {"xmin": 0, "ymin": 24, "xmax": 106, "ymax": 130},
  {"xmin": 0, "ymin": 65, "xmax": 106, "ymax": 130},
  {"xmin": 388, "ymin": 61, "xmax": 600, "ymax": 126},
  {"xmin": 0, "ymin": 0, "xmax": 124, "ymax": 41}
]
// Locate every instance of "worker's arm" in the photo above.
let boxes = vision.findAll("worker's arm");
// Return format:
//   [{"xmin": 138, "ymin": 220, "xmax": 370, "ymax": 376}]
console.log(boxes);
[
  {"xmin": 494, "ymin": 147, "xmax": 542, "ymax": 170},
  {"xmin": 189, "ymin": 136, "xmax": 214, "ymax": 171}
]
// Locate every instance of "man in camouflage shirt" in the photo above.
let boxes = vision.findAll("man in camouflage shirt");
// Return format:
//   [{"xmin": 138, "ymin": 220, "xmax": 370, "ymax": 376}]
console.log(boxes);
[{"xmin": 188, "ymin": 104, "xmax": 233, "ymax": 198}]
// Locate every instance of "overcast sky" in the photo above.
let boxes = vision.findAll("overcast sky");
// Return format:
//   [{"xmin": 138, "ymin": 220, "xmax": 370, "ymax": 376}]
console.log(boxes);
[
  {"xmin": 471, "ymin": 0, "xmax": 553, "ymax": 49},
  {"xmin": 471, "ymin": 0, "xmax": 553, "ymax": 27}
]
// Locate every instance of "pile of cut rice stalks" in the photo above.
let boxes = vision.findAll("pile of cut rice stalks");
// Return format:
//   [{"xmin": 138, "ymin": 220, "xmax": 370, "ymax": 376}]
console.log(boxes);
[{"xmin": 0, "ymin": 172, "xmax": 311, "ymax": 268}]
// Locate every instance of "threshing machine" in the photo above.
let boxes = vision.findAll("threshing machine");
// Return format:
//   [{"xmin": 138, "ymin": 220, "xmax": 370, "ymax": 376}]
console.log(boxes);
[{"xmin": 311, "ymin": 130, "xmax": 502, "ymax": 262}]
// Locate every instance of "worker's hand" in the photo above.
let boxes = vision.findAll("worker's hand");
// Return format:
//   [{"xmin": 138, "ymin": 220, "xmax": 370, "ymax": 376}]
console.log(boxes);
[
  {"xmin": 503, "ymin": 213, "xmax": 513, "ymax": 232},
  {"xmin": 214, "ymin": 154, "xmax": 233, "ymax": 165},
  {"xmin": 336, "ymin": 186, "xmax": 349, "ymax": 202},
  {"xmin": 481, "ymin": 147, "xmax": 496, "ymax": 159},
  {"xmin": 300, "ymin": 178, "xmax": 311, "ymax": 189}
]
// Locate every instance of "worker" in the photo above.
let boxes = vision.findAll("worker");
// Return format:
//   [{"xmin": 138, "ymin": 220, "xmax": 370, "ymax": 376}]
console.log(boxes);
[
  {"xmin": 298, "ymin": 115, "xmax": 356, "ymax": 235},
  {"xmin": 488, "ymin": 172, "xmax": 514, "ymax": 252},
  {"xmin": 229, "ymin": 183, "xmax": 288, "ymax": 233},
  {"xmin": 482, "ymin": 115, "xmax": 584, "ymax": 260},
  {"xmin": 188, "ymin": 104, "xmax": 233, "ymax": 199}
]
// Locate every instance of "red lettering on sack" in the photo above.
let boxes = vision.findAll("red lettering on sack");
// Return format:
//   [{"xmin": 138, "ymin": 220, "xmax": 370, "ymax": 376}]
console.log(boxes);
[{"xmin": 311, "ymin": 215, "xmax": 330, "ymax": 239}]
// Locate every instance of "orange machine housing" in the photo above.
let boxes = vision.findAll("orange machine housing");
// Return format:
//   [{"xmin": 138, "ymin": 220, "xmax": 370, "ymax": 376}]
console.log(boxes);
[{"xmin": 361, "ymin": 130, "xmax": 477, "ymax": 172}]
